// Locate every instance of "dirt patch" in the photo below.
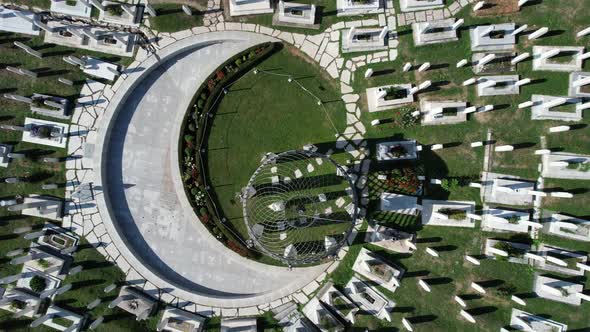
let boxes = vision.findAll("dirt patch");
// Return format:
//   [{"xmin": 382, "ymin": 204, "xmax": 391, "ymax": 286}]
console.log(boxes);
[{"xmin": 474, "ymin": 0, "xmax": 519, "ymax": 16}]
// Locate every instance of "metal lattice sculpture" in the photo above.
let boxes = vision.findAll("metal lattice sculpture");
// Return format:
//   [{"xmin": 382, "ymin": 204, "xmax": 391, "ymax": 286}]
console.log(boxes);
[{"xmin": 242, "ymin": 150, "xmax": 358, "ymax": 265}]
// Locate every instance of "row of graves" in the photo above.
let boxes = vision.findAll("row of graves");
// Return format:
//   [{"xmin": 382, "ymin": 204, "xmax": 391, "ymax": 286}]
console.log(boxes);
[
  {"xmin": 0, "ymin": 1, "xmax": 140, "ymax": 170},
  {"xmin": 365, "ymin": 17, "xmax": 590, "ymax": 124},
  {"xmin": 0, "ymin": 222, "xmax": 86, "ymax": 331},
  {"xmin": 0, "ymin": 2, "xmax": 139, "ymax": 59},
  {"xmin": 355, "ymin": 16, "xmax": 590, "ymax": 327},
  {"xmin": 0, "ymin": 205, "xmax": 266, "ymax": 331},
  {"xmin": 231, "ymin": 0, "xmax": 430, "ymax": 32}
]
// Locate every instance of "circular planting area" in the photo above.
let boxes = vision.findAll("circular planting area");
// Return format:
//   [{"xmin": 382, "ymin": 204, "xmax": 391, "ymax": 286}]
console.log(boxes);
[{"xmin": 243, "ymin": 151, "xmax": 357, "ymax": 265}]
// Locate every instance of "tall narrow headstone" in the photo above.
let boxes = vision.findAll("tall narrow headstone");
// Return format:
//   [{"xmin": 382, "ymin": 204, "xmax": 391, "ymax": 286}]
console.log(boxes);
[
  {"xmin": 452, "ymin": 19, "xmax": 464, "ymax": 30},
  {"xmin": 402, "ymin": 62, "xmax": 412, "ymax": 72},
  {"xmin": 511, "ymin": 24, "xmax": 528, "ymax": 36},
  {"xmin": 577, "ymin": 26, "xmax": 590, "ymax": 38},
  {"xmin": 511, "ymin": 52, "xmax": 530, "ymax": 65},
  {"xmin": 473, "ymin": 1, "xmax": 485, "ymax": 11},
  {"xmin": 418, "ymin": 62, "xmax": 430, "ymax": 72},
  {"xmin": 456, "ymin": 59, "xmax": 468, "ymax": 68},
  {"xmin": 528, "ymin": 27, "xmax": 549, "ymax": 40}
]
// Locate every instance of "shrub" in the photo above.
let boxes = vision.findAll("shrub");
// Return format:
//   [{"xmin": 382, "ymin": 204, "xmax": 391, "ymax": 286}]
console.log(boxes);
[
  {"xmin": 495, "ymin": 284, "xmax": 517, "ymax": 298},
  {"xmin": 216, "ymin": 70, "xmax": 225, "ymax": 81},
  {"xmin": 37, "ymin": 258, "xmax": 51, "ymax": 269},
  {"xmin": 493, "ymin": 241, "xmax": 525, "ymax": 258},
  {"xmin": 382, "ymin": 167, "xmax": 421, "ymax": 195},
  {"xmin": 235, "ymin": 58, "xmax": 243, "ymax": 67},
  {"xmin": 106, "ymin": 5, "xmax": 124, "ymax": 16},
  {"xmin": 184, "ymin": 135, "xmax": 195, "ymax": 143},
  {"xmin": 29, "ymin": 275, "xmax": 47, "ymax": 293},
  {"xmin": 197, "ymin": 99, "xmax": 204, "ymax": 109},
  {"xmin": 441, "ymin": 178, "xmax": 460, "ymax": 192},
  {"xmin": 438, "ymin": 208, "xmax": 467, "ymax": 220}
]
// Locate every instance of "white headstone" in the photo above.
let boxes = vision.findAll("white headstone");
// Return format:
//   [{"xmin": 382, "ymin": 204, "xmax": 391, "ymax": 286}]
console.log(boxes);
[
  {"xmin": 454, "ymin": 296, "xmax": 467, "ymax": 307},
  {"xmin": 517, "ymin": 0, "xmax": 529, "ymax": 7},
  {"xmin": 550, "ymin": 191, "xmax": 573, "ymax": 198},
  {"xmin": 364, "ymin": 68, "xmax": 374, "ymax": 78},
  {"xmin": 494, "ymin": 145, "xmax": 514, "ymax": 152},
  {"xmin": 418, "ymin": 279, "xmax": 431, "ymax": 292},
  {"xmin": 488, "ymin": 246, "xmax": 509, "ymax": 257},
  {"xmin": 473, "ymin": 1, "xmax": 485, "ymax": 11},
  {"xmin": 460, "ymin": 310, "xmax": 476, "ymax": 323},
  {"xmin": 471, "ymin": 282, "xmax": 486, "ymax": 294},
  {"xmin": 425, "ymin": 247, "xmax": 439, "ymax": 257},
  {"xmin": 418, "ymin": 80, "xmax": 432, "ymax": 90},
  {"xmin": 452, "ymin": 19, "xmax": 464, "ymax": 30},
  {"xmin": 418, "ymin": 62, "xmax": 431, "ymax": 72},
  {"xmin": 456, "ymin": 59, "xmax": 468, "ymax": 68},
  {"xmin": 534, "ymin": 149, "xmax": 551, "ymax": 155},
  {"xmin": 549, "ymin": 125, "xmax": 570, "ymax": 133},
  {"xmin": 543, "ymin": 97, "xmax": 567, "ymax": 108},
  {"xmin": 465, "ymin": 255, "xmax": 481, "ymax": 265},
  {"xmin": 478, "ymin": 53, "xmax": 496, "ymax": 66},
  {"xmin": 431, "ymin": 144, "xmax": 443, "ymax": 150},
  {"xmin": 463, "ymin": 78, "xmax": 477, "ymax": 86},
  {"xmin": 540, "ymin": 49, "xmax": 560, "ymax": 60},
  {"xmin": 518, "ymin": 101, "xmax": 533, "ymax": 109},
  {"xmin": 511, "ymin": 295, "xmax": 526, "ymax": 306},
  {"xmin": 515, "ymin": 78, "xmax": 531, "ymax": 87},
  {"xmin": 524, "ymin": 252, "xmax": 545, "ymax": 262},
  {"xmin": 528, "ymin": 27, "xmax": 549, "ymax": 40},
  {"xmin": 577, "ymin": 26, "xmax": 590, "ymax": 38},
  {"xmin": 403, "ymin": 62, "xmax": 412, "ymax": 72},
  {"xmin": 511, "ymin": 52, "xmax": 530, "ymax": 65},
  {"xmin": 511, "ymin": 24, "xmax": 528, "ymax": 36},
  {"xmin": 402, "ymin": 318, "xmax": 414, "ymax": 331},
  {"xmin": 546, "ymin": 255, "xmax": 568, "ymax": 267}
]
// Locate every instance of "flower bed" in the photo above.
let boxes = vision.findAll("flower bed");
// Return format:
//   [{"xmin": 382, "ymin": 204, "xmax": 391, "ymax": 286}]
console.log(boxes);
[{"xmin": 178, "ymin": 42, "xmax": 278, "ymax": 258}]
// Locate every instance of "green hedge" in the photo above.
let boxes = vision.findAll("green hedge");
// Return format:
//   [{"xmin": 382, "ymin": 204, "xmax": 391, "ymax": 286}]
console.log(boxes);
[{"xmin": 178, "ymin": 42, "xmax": 278, "ymax": 258}]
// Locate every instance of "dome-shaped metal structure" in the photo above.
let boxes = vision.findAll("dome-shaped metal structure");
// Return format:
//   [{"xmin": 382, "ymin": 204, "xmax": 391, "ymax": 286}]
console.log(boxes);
[{"xmin": 242, "ymin": 150, "xmax": 358, "ymax": 265}]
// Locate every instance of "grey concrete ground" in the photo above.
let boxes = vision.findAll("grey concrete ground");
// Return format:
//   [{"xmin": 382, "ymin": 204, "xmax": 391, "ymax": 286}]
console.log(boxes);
[{"xmin": 96, "ymin": 32, "xmax": 327, "ymax": 308}]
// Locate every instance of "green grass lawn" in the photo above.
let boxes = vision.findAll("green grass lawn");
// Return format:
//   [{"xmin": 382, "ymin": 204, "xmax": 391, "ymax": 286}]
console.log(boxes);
[
  {"xmin": 0, "ymin": 0, "xmax": 51, "ymax": 9},
  {"xmin": 206, "ymin": 45, "xmax": 348, "ymax": 243},
  {"xmin": 149, "ymin": 3, "xmax": 206, "ymax": 33}
]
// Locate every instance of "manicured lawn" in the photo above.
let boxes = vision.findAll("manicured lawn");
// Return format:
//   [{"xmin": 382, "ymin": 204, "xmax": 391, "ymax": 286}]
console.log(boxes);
[
  {"xmin": 149, "ymin": 3, "xmax": 205, "ymax": 33},
  {"xmin": 206, "ymin": 45, "xmax": 348, "ymax": 243}
]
